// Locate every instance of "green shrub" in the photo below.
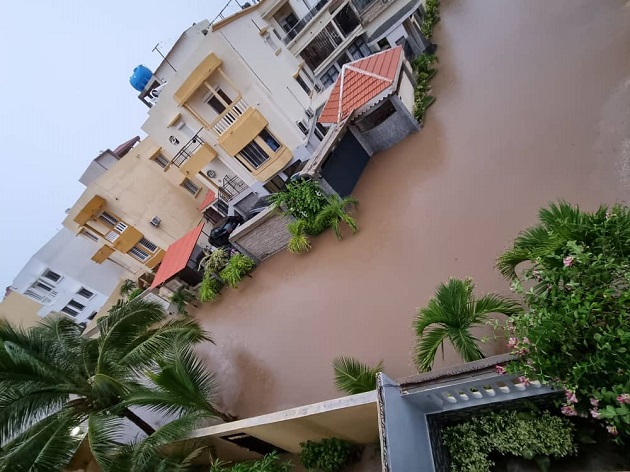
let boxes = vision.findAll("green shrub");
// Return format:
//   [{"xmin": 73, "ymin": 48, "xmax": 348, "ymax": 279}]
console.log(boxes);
[
  {"xmin": 219, "ymin": 254, "xmax": 256, "ymax": 289},
  {"xmin": 412, "ymin": 53, "xmax": 438, "ymax": 122},
  {"xmin": 421, "ymin": 0, "xmax": 440, "ymax": 39},
  {"xmin": 498, "ymin": 202, "xmax": 630, "ymax": 438},
  {"xmin": 287, "ymin": 220, "xmax": 311, "ymax": 254},
  {"xmin": 444, "ymin": 410, "xmax": 576, "ymax": 472},
  {"xmin": 268, "ymin": 180, "xmax": 329, "ymax": 235},
  {"xmin": 203, "ymin": 247, "xmax": 230, "ymax": 273},
  {"xmin": 210, "ymin": 451, "xmax": 292, "ymax": 472},
  {"xmin": 199, "ymin": 274, "xmax": 224, "ymax": 302},
  {"xmin": 299, "ymin": 438, "xmax": 357, "ymax": 472},
  {"xmin": 170, "ymin": 287, "xmax": 194, "ymax": 315},
  {"xmin": 127, "ymin": 287, "xmax": 144, "ymax": 301}
]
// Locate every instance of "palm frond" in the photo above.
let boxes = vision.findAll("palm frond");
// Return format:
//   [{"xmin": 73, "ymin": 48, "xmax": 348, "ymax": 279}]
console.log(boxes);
[
  {"xmin": 88, "ymin": 413, "xmax": 128, "ymax": 471},
  {"xmin": 287, "ymin": 220, "xmax": 311, "ymax": 253},
  {"xmin": 414, "ymin": 326, "xmax": 449, "ymax": 372},
  {"xmin": 332, "ymin": 356, "xmax": 383, "ymax": 395},
  {"xmin": 447, "ymin": 328, "xmax": 484, "ymax": 363}
]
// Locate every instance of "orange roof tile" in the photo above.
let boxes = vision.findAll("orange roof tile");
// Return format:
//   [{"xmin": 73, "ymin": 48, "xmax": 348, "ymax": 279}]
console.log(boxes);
[
  {"xmin": 319, "ymin": 46, "xmax": 404, "ymax": 125},
  {"xmin": 197, "ymin": 189, "xmax": 216, "ymax": 212},
  {"xmin": 150, "ymin": 224, "xmax": 204, "ymax": 289}
]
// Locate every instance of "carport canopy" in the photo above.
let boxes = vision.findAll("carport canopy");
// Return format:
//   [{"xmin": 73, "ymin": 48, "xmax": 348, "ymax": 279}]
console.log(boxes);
[{"xmin": 150, "ymin": 224, "xmax": 204, "ymax": 289}]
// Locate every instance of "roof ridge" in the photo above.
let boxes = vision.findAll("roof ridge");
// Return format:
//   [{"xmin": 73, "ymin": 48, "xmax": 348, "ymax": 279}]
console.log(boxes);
[{"xmin": 344, "ymin": 64, "xmax": 392, "ymax": 83}]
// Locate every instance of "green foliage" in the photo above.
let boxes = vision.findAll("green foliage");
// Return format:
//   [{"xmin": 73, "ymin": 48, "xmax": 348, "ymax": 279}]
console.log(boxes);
[
  {"xmin": 287, "ymin": 219, "xmax": 311, "ymax": 254},
  {"xmin": 413, "ymin": 278, "xmax": 519, "ymax": 372},
  {"xmin": 268, "ymin": 180, "xmax": 329, "ymax": 235},
  {"xmin": 170, "ymin": 287, "xmax": 195, "ymax": 315},
  {"xmin": 199, "ymin": 274, "xmax": 224, "ymax": 303},
  {"xmin": 0, "ymin": 299, "xmax": 223, "ymax": 471},
  {"xmin": 201, "ymin": 248, "xmax": 230, "ymax": 274},
  {"xmin": 299, "ymin": 438, "xmax": 357, "ymax": 472},
  {"xmin": 315, "ymin": 195, "xmax": 359, "ymax": 240},
  {"xmin": 210, "ymin": 451, "xmax": 292, "ymax": 472},
  {"xmin": 332, "ymin": 357, "xmax": 383, "ymax": 395},
  {"xmin": 121, "ymin": 278, "xmax": 137, "ymax": 297},
  {"xmin": 498, "ymin": 201, "xmax": 630, "ymax": 438},
  {"xmin": 219, "ymin": 254, "xmax": 256, "ymax": 289},
  {"xmin": 128, "ymin": 287, "xmax": 144, "ymax": 300},
  {"xmin": 412, "ymin": 53, "xmax": 438, "ymax": 122},
  {"xmin": 443, "ymin": 410, "xmax": 577, "ymax": 472},
  {"xmin": 420, "ymin": 0, "xmax": 440, "ymax": 39}
]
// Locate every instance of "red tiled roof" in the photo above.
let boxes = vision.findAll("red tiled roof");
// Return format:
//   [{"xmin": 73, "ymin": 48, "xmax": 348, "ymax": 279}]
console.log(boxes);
[
  {"xmin": 150, "ymin": 224, "xmax": 204, "ymax": 289},
  {"xmin": 112, "ymin": 136, "xmax": 140, "ymax": 158},
  {"xmin": 319, "ymin": 46, "xmax": 404, "ymax": 124},
  {"xmin": 197, "ymin": 189, "xmax": 216, "ymax": 212}
]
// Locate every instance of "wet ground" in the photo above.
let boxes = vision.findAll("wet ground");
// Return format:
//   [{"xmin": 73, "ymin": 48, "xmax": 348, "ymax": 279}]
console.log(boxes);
[{"xmin": 193, "ymin": 0, "xmax": 630, "ymax": 419}]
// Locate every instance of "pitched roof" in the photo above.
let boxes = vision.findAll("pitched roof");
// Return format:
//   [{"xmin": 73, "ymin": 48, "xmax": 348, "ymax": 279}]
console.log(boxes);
[
  {"xmin": 197, "ymin": 189, "xmax": 216, "ymax": 212},
  {"xmin": 319, "ymin": 46, "xmax": 404, "ymax": 125},
  {"xmin": 150, "ymin": 224, "xmax": 204, "ymax": 289},
  {"xmin": 112, "ymin": 136, "xmax": 140, "ymax": 158}
]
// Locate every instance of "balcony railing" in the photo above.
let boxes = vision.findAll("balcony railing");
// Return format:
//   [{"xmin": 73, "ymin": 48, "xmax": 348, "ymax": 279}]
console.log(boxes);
[
  {"xmin": 216, "ymin": 175, "xmax": 249, "ymax": 215},
  {"xmin": 211, "ymin": 0, "xmax": 261, "ymax": 25},
  {"xmin": 282, "ymin": 0, "xmax": 332, "ymax": 44},
  {"xmin": 210, "ymin": 98, "xmax": 248, "ymax": 135},
  {"xmin": 172, "ymin": 132, "xmax": 206, "ymax": 168},
  {"xmin": 351, "ymin": 0, "xmax": 376, "ymax": 13}
]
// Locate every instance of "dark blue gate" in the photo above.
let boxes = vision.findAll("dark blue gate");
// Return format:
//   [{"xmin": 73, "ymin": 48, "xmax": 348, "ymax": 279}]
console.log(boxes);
[{"xmin": 320, "ymin": 131, "xmax": 371, "ymax": 196}]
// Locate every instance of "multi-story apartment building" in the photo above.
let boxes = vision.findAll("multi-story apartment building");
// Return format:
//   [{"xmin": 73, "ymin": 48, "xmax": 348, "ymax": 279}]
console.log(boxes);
[
  {"xmin": 63, "ymin": 137, "xmax": 208, "ymax": 274},
  {"xmin": 134, "ymin": 0, "xmax": 427, "ymax": 217},
  {"xmin": 6, "ymin": 228, "xmax": 124, "ymax": 323}
]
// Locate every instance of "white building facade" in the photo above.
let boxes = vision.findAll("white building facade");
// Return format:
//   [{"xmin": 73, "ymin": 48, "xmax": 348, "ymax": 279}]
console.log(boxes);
[{"xmin": 9, "ymin": 228, "xmax": 125, "ymax": 323}]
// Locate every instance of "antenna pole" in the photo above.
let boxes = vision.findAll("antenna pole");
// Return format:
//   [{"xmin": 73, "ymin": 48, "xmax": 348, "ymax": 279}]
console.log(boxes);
[{"xmin": 152, "ymin": 43, "xmax": 177, "ymax": 73}]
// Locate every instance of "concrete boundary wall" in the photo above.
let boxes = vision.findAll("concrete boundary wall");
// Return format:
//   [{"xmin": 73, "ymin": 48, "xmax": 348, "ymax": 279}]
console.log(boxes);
[{"xmin": 229, "ymin": 207, "xmax": 292, "ymax": 262}]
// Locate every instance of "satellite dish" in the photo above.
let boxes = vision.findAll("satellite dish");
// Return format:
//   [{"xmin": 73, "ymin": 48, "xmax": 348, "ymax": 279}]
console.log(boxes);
[{"xmin": 206, "ymin": 169, "xmax": 217, "ymax": 178}]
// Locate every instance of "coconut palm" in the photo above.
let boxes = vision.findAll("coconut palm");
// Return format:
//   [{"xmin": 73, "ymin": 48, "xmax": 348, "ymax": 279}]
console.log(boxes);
[
  {"xmin": 496, "ymin": 201, "xmax": 630, "ymax": 279},
  {"xmin": 120, "ymin": 278, "xmax": 137, "ymax": 297},
  {"xmin": 332, "ymin": 357, "xmax": 384, "ymax": 395},
  {"xmin": 0, "ymin": 298, "xmax": 225, "ymax": 471},
  {"xmin": 315, "ymin": 194, "xmax": 359, "ymax": 240},
  {"xmin": 413, "ymin": 278, "xmax": 519, "ymax": 372}
]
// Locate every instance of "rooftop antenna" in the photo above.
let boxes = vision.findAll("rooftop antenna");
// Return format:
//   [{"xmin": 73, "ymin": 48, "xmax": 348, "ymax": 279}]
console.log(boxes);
[{"xmin": 152, "ymin": 42, "xmax": 177, "ymax": 73}]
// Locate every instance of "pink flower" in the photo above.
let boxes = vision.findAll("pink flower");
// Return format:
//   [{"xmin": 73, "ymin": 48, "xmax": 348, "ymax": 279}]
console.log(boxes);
[
  {"xmin": 590, "ymin": 398, "xmax": 599, "ymax": 407},
  {"xmin": 565, "ymin": 390, "xmax": 578, "ymax": 404},
  {"xmin": 561, "ymin": 405, "xmax": 577, "ymax": 416},
  {"xmin": 606, "ymin": 425, "xmax": 619, "ymax": 436},
  {"xmin": 495, "ymin": 365, "xmax": 506, "ymax": 375},
  {"xmin": 521, "ymin": 337, "xmax": 530, "ymax": 345},
  {"xmin": 507, "ymin": 337, "xmax": 518, "ymax": 349},
  {"xmin": 590, "ymin": 409, "xmax": 601, "ymax": 419},
  {"xmin": 563, "ymin": 256, "xmax": 574, "ymax": 267},
  {"xmin": 519, "ymin": 376, "xmax": 531, "ymax": 386},
  {"xmin": 616, "ymin": 393, "xmax": 630, "ymax": 404}
]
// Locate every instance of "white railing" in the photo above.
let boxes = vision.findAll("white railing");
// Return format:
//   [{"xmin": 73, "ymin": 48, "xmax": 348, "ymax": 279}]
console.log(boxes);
[{"xmin": 211, "ymin": 98, "xmax": 248, "ymax": 135}]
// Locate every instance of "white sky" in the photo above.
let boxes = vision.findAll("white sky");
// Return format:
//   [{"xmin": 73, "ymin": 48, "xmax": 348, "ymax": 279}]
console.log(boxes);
[{"xmin": 0, "ymin": 1, "xmax": 223, "ymax": 290}]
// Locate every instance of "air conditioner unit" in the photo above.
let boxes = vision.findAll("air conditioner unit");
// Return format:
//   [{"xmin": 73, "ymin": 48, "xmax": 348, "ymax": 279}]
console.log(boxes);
[
  {"xmin": 149, "ymin": 216, "xmax": 161, "ymax": 227},
  {"xmin": 305, "ymin": 108, "xmax": 314, "ymax": 118},
  {"xmin": 314, "ymin": 83, "xmax": 323, "ymax": 93}
]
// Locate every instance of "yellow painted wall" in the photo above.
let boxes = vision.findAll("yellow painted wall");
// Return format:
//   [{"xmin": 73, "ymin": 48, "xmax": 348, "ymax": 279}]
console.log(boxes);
[
  {"xmin": 63, "ymin": 137, "xmax": 205, "ymax": 269},
  {"xmin": 180, "ymin": 142, "xmax": 217, "ymax": 176},
  {"xmin": 218, "ymin": 107, "xmax": 268, "ymax": 156},
  {"xmin": 253, "ymin": 145, "xmax": 293, "ymax": 182},
  {"xmin": 0, "ymin": 292, "xmax": 42, "ymax": 328}
]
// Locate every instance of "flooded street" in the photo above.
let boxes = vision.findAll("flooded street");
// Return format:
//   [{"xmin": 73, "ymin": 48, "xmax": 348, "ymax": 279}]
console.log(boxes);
[{"xmin": 194, "ymin": 0, "xmax": 630, "ymax": 418}]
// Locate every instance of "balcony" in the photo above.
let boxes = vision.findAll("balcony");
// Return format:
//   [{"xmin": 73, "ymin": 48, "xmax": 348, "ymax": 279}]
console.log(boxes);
[
  {"xmin": 281, "ymin": 0, "xmax": 332, "ymax": 44},
  {"xmin": 210, "ymin": 97, "xmax": 249, "ymax": 135}
]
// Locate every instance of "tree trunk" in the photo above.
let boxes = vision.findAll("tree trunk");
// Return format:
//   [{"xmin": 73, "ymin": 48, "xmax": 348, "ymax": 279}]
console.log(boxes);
[{"xmin": 123, "ymin": 408, "xmax": 156, "ymax": 436}]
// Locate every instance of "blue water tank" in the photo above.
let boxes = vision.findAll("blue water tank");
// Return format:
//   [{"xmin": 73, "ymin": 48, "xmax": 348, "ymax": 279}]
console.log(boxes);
[{"xmin": 129, "ymin": 65, "xmax": 153, "ymax": 91}]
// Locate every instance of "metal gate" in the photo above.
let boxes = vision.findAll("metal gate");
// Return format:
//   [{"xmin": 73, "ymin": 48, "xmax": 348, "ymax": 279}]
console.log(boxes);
[{"xmin": 320, "ymin": 131, "xmax": 371, "ymax": 196}]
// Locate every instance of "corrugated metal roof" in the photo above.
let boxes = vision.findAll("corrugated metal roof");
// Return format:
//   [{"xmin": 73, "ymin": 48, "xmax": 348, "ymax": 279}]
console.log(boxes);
[{"xmin": 150, "ymin": 224, "xmax": 204, "ymax": 289}]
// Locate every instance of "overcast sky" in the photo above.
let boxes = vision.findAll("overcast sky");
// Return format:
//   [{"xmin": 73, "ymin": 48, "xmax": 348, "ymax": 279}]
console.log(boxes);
[{"xmin": 0, "ymin": 1, "xmax": 222, "ymax": 290}]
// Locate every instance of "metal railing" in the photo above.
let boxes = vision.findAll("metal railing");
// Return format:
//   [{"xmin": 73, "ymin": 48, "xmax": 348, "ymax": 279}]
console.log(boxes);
[
  {"xmin": 211, "ymin": 98, "xmax": 248, "ymax": 135},
  {"xmin": 216, "ymin": 175, "xmax": 249, "ymax": 215},
  {"xmin": 172, "ymin": 132, "xmax": 206, "ymax": 168},
  {"xmin": 351, "ymin": 0, "xmax": 377, "ymax": 13},
  {"xmin": 282, "ymin": 0, "xmax": 332, "ymax": 44},
  {"xmin": 211, "ymin": 0, "xmax": 261, "ymax": 25}
]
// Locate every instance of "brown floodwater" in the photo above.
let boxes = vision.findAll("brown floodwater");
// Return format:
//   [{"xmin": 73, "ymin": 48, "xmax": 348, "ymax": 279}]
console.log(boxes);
[{"xmin": 194, "ymin": 0, "xmax": 630, "ymax": 419}]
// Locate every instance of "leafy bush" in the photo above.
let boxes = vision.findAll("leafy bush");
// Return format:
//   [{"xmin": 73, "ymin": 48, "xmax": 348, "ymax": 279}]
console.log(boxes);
[
  {"xmin": 287, "ymin": 220, "xmax": 311, "ymax": 254},
  {"xmin": 219, "ymin": 254, "xmax": 256, "ymax": 289},
  {"xmin": 420, "ymin": 0, "xmax": 440, "ymax": 39},
  {"xmin": 210, "ymin": 451, "xmax": 292, "ymax": 472},
  {"xmin": 444, "ymin": 410, "xmax": 576, "ymax": 472},
  {"xmin": 170, "ymin": 287, "xmax": 194, "ymax": 315},
  {"xmin": 201, "ymin": 248, "xmax": 230, "ymax": 273},
  {"xmin": 315, "ymin": 195, "xmax": 359, "ymax": 240},
  {"xmin": 128, "ymin": 287, "xmax": 144, "ymax": 301},
  {"xmin": 412, "ymin": 53, "xmax": 438, "ymax": 122},
  {"xmin": 268, "ymin": 180, "xmax": 329, "ymax": 235},
  {"xmin": 199, "ymin": 274, "xmax": 224, "ymax": 303},
  {"xmin": 333, "ymin": 357, "xmax": 383, "ymax": 395},
  {"xmin": 498, "ymin": 202, "xmax": 630, "ymax": 438},
  {"xmin": 299, "ymin": 438, "xmax": 357, "ymax": 472}
]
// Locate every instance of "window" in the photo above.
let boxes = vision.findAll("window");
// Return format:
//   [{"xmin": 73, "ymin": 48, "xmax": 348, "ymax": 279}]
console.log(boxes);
[
  {"xmin": 138, "ymin": 237, "xmax": 158, "ymax": 253},
  {"xmin": 128, "ymin": 246, "xmax": 150, "ymax": 261},
  {"xmin": 88, "ymin": 311, "xmax": 98, "ymax": 321},
  {"xmin": 207, "ymin": 89, "xmax": 233, "ymax": 115},
  {"xmin": 300, "ymin": 24, "xmax": 343, "ymax": 70},
  {"xmin": 153, "ymin": 153, "xmax": 169, "ymax": 168},
  {"xmin": 333, "ymin": 5, "xmax": 360, "ymax": 36},
  {"xmin": 297, "ymin": 120, "xmax": 309, "ymax": 136},
  {"xmin": 259, "ymin": 129, "xmax": 280, "ymax": 152},
  {"xmin": 239, "ymin": 141, "xmax": 269, "ymax": 169},
  {"xmin": 78, "ymin": 287, "xmax": 94, "ymax": 299},
  {"xmin": 81, "ymin": 230, "xmax": 98, "ymax": 242},
  {"xmin": 320, "ymin": 65, "xmax": 340, "ymax": 88},
  {"xmin": 67, "ymin": 299, "xmax": 86, "ymax": 311},
  {"xmin": 348, "ymin": 36, "xmax": 372, "ymax": 60},
  {"xmin": 43, "ymin": 269, "xmax": 61, "ymax": 283},
  {"xmin": 279, "ymin": 12, "xmax": 298, "ymax": 34},
  {"xmin": 181, "ymin": 178, "xmax": 200, "ymax": 195},
  {"xmin": 25, "ymin": 290, "xmax": 44, "ymax": 302},
  {"xmin": 337, "ymin": 54, "xmax": 351, "ymax": 69},
  {"xmin": 377, "ymin": 38, "xmax": 391, "ymax": 50},
  {"xmin": 314, "ymin": 122, "xmax": 329, "ymax": 140},
  {"xmin": 295, "ymin": 73, "xmax": 311, "ymax": 95},
  {"xmin": 98, "ymin": 211, "xmax": 119, "ymax": 227},
  {"xmin": 61, "ymin": 306, "xmax": 79, "ymax": 317},
  {"xmin": 35, "ymin": 281, "xmax": 53, "ymax": 292}
]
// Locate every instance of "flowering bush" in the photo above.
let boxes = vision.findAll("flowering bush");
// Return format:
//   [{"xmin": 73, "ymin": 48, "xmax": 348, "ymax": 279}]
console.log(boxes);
[
  {"xmin": 499, "ymin": 202, "xmax": 630, "ymax": 439},
  {"xmin": 267, "ymin": 180, "xmax": 329, "ymax": 235}
]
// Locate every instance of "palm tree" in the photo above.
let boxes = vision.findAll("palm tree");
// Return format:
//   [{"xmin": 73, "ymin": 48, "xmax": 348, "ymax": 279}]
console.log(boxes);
[
  {"xmin": 120, "ymin": 278, "xmax": 137, "ymax": 297},
  {"xmin": 170, "ymin": 287, "xmax": 194, "ymax": 315},
  {"xmin": 413, "ymin": 278, "xmax": 519, "ymax": 372},
  {"xmin": 332, "ymin": 357, "xmax": 384, "ymax": 395},
  {"xmin": 315, "ymin": 194, "xmax": 359, "ymax": 240},
  {"xmin": 287, "ymin": 219, "xmax": 311, "ymax": 254},
  {"xmin": 0, "ymin": 299, "xmax": 226, "ymax": 471}
]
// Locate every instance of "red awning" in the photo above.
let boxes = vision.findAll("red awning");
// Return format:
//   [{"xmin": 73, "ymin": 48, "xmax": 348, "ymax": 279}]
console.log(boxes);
[
  {"xmin": 197, "ymin": 189, "xmax": 216, "ymax": 212},
  {"xmin": 150, "ymin": 224, "xmax": 204, "ymax": 289}
]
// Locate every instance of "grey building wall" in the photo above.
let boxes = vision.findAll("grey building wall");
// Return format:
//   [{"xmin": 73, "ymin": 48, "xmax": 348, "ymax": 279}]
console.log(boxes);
[
  {"xmin": 357, "ymin": 96, "xmax": 420, "ymax": 154},
  {"xmin": 229, "ymin": 207, "xmax": 292, "ymax": 262}
]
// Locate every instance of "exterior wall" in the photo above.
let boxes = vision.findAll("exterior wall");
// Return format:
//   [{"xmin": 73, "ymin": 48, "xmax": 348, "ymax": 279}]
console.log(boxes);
[
  {"xmin": 229, "ymin": 207, "xmax": 292, "ymax": 261},
  {"xmin": 8, "ymin": 229, "xmax": 124, "ymax": 322},
  {"xmin": 63, "ymin": 137, "xmax": 206, "ymax": 272},
  {"xmin": 397, "ymin": 64, "xmax": 416, "ymax": 111},
  {"xmin": 79, "ymin": 151, "xmax": 120, "ymax": 186},
  {"xmin": 0, "ymin": 292, "xmax": 42, "ymax": 328}
]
